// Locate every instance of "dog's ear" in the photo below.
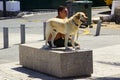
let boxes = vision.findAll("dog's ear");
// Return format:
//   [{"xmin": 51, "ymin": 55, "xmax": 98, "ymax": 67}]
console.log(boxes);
[{"xmin": 75, "ymin": 13, "xmax": 80, "ymax": 19}]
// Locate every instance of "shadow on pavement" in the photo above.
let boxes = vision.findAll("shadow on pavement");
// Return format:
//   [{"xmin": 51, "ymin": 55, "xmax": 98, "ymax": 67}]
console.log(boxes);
[
  {"xmin": 12, "ymin": 66, "xmax": 91, "ymax": 80},
  {"xmin": 96, "ymin": 61, "xmax": 120, "ymax": 67},
  {"xmin": 95, "ymin": 77, "xmax": 120, "ymax": 80},
  {"xmin": 98, "ymin": 11, "xmax": 111, "ymax": 15}
]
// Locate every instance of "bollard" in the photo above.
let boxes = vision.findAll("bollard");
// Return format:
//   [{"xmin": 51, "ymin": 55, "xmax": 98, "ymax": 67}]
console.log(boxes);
[
  {"xmin": 95, "ymin": 20, "xmax": 102, "ymax": 36},
  {"xmin": 3, "ymin": 27, "xmax": 9, "ymax": 48},
  {"xmin": 43, "ymin": 22, "xmax": 46, "ymax": 40},
  {"xmin": 20, "ymin": 24, "xmax": 25, "ymax": 44}
]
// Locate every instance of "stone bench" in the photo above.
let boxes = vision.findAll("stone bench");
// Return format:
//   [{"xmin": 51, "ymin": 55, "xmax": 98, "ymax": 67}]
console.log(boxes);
[{"xmin": 19, "ymin": 42, "xmax": 93, "ymax": 78}]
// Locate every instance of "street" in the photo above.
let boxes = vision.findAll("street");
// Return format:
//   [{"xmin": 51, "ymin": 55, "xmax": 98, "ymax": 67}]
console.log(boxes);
[{"xmin": 0, "ymin": 6, "xmax": 120, "ymax": 80}]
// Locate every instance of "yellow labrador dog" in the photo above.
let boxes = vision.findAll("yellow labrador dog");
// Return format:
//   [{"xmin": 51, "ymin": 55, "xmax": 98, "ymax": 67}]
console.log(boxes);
[{"xmin": 45, "ymin": 12, "xmax": 88, "ymax": 50}]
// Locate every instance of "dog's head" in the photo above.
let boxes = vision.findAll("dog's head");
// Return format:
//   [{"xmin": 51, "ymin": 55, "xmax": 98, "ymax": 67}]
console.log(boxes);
[{"xmin": 74, "ymin": 12, "xmax": 88, "ymax": 23}]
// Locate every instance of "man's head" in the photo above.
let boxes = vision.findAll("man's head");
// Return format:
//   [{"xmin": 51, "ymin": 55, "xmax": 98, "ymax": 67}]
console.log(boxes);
[{"xmin": 57, "ymin": 6, "xmax": 68, "ymax": 19}]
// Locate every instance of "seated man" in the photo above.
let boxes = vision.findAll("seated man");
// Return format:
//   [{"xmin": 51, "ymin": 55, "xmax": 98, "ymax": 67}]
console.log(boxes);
[{"xmin": 48, "ymin": 6, "xmax": 79, "ymax": 47}]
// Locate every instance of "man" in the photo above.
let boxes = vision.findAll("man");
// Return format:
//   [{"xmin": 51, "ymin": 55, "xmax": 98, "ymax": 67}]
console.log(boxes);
[{"xmin": 48, "ymin": 6, "xmax": 79, "ymax": 47}]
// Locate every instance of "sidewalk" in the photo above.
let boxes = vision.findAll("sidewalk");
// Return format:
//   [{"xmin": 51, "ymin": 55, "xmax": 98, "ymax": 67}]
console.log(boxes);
[
  {"xmin": 92, "ymin": 45, "xmax": 120, "ymax": 78},
  {"xmin": 0, "ymin": 44, "xmax": 120, "ymax": 80}
]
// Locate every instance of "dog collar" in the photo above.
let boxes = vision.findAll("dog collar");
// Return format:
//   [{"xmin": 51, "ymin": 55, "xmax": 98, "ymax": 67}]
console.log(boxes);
[{"xmin": 72, "ymin": 19, "xmax": 79, "ymax": 26}]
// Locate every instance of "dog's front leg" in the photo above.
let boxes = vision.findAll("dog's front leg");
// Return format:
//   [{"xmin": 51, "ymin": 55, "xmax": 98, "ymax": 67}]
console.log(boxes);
[
  {"xmin": 65, "ymin": 33, "xmax": 69, "ymax": 50},
  {"xmin": 71, "ymin": 35, "xmax": 75, "ymax": 49},
  {"xmin": 72, "ymin": 35, "xmax": 80, "ymax": 50}
]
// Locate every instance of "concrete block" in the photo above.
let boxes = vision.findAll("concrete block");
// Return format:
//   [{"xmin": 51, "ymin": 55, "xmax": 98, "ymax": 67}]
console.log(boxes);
[{"xmin": 19, "ymin": 42, "xmax": 93, "ymax": 78}]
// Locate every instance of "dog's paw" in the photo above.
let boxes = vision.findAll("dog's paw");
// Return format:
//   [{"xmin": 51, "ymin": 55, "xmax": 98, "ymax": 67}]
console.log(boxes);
[
  {"xmin": 75, "ymin": 46, "xmax": 80, "ymax": 50},
  {"xmin": 43, "ymin": 45, "xmax": 50, "ymax": 49},
  {"xmin": 65, "ymin": 47, "xmax": 73, "ymax": 51},
  {"xmin": 51, "ymin": 45, "xmax": 56, "ymax": 48}
]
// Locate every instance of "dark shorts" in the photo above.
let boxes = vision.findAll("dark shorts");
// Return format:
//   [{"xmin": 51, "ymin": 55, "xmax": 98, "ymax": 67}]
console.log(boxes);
[{"xmin": 48, "ymin": 38, "xmax": 79, "ymax": 47}]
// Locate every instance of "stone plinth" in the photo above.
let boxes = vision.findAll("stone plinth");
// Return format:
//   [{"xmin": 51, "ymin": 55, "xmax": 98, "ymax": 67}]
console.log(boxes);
[{"xmin": 19, "ymin": 42, "xmax": 93, "ymax": 78}]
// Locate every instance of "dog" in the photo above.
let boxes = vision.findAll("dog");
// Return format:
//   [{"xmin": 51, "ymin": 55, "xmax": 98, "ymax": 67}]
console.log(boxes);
[{"xmin": 45, "ymin": 12, "xmax": 88, "ymax": 50}]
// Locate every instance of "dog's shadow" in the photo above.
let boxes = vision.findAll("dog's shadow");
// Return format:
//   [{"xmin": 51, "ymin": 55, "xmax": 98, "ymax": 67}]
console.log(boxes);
[{"xmin": 99, "ymin": 10, "xmax": 111, "ymax": 15}]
